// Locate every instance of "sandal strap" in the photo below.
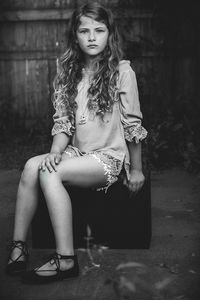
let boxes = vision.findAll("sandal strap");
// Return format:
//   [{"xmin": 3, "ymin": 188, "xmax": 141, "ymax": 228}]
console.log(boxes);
[
  {"xmin": 35, "ymin": 252, "xmax": 76, "ymax": 273},
  {"xmin": 9, "ymin": 240, "xmax": 29, "ymax": 263},
  {"xmin": 56, "ymin": 253, "xmax": 77, "ymax": 260}
]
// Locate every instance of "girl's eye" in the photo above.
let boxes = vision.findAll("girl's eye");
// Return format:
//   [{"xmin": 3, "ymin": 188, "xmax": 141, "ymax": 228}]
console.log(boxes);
[{"xmin": 78, "ymin": 29, "xmax": 105, "ymax": 34}]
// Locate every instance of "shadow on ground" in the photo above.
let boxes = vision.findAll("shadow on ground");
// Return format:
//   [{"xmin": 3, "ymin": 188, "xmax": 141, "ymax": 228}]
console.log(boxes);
[{"xmin": 0, "ymin": 168, "xmax": 200, "ymax": 300}]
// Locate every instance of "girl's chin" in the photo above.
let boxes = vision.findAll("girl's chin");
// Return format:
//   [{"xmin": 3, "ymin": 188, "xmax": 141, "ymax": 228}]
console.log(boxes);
[
  {"xmin": 84, "ymin": 48, "xmax": 103, "ymax": 55},
  {"xmin": 84, "ymin": 52, "xmax": 102, "ymax": 58},
  {"xmin": 86, "ymin": 51, "xmax": 100, "ymax": 56}
]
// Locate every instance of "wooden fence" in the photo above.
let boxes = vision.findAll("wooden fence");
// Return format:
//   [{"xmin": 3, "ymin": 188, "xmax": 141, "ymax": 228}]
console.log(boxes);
[{"xmin": 0, "ymin": 0, "xmax": 198, "ymax": 133}]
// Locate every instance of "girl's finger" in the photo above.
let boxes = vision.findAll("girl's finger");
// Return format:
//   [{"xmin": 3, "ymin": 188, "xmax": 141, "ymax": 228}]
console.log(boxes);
[
  {"xmin": 130, "ymin": 181, "xmax": 141, "ymax": 192},
  {"xmin": 50, "ymin": 159, "xmax": 57, "ymax": 172},
  {"xmin": 128, "ymin": 183, "xmax": 136, "ymax": 193},
  {"xmin": 55, "ymin": 154, "xmax": 61, "ymax": 164},
  {"xmin": 134, "ymin": 181, "xmax": 144, "ymax": 193},
  {"xmin": 45, "ymin": 160, "xmax": 53, "ymax": 173},
  {"xmin": 40, "ymin": 160, "xmax": 47, "ymax": 171},
  {"xmin": 40, "ymin": 155, "xmax": 50, "ymax": 170}
]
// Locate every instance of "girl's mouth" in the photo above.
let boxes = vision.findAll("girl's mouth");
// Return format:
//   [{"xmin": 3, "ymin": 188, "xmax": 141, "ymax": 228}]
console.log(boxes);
[{"xmin": 88, "ymin": 45, "xmax": 98, "ymax": 48}]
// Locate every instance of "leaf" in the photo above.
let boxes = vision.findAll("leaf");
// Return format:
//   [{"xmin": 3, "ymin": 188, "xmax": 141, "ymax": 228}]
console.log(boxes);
[
  {"xmin": 120, "ymin": 276, "xmax": 136, "ymax": 292},
  {"xmin": 188, "ymin": 269, "xmax": 196, "ymax": 274},
  {"xmin": 100, "ymin": 245, "xmax": 109, "ymax": 250},
  {"xmin": 175, "ymin": 295, "xmax": 186, "ymax": 299},
  {"xmin": 91, "ymin": 262, "xmax": 100, "ymax": 268},
  {"xmin": 155, "ymin": 277, "xmax": 172, "ymax": 290},
  {"xmin": 77, "ymin": 248, "xmax": 87, "ymax": 252},
  {"xmin": 116, "ymin": 261, "xmax": 146, "ymax": 271},
  {"xmin": 172, "ymin": 124, "xmax": 183, "ymax": 131}
]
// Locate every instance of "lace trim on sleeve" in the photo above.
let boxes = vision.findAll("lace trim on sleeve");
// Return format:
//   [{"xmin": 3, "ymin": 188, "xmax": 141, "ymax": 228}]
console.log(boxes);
[
  {"xmin": 51, "ymin": 119, "xmax": 75, "ymax": 136},
  {"xmin": 124, "ymin": 123, "xmax": 148, "ymax": 143}
]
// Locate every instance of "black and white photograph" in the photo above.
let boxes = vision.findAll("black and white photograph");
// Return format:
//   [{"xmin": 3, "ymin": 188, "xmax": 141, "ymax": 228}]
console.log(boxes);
[{"xmin": 0, "ymin": 0, "xmax": 199, "ymax": 299}]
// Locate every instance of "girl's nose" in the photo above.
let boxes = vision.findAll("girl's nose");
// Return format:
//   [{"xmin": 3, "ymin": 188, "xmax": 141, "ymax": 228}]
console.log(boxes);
[{"xmin": 88, "ymin": 31, "xmax": 96, "ymax": 41}]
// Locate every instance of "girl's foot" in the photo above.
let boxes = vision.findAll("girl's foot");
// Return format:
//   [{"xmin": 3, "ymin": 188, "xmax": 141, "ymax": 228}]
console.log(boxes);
[
  {"xmin": 6, "ymin": 240, "xmax": 29, "ymax": 276},
  {"xmin": 22, "ymin": 252, "xmax": 79, "ymax": 284}
]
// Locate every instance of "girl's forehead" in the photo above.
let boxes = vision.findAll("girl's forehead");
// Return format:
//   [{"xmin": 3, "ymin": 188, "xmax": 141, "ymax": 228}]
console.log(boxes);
[{"xmin": 78, "ymin": 16, "xmax": 107, "ymax": 28}]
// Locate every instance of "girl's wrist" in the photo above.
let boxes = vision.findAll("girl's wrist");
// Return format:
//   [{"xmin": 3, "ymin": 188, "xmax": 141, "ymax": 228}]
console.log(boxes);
[
  {"xmin": 50, "ymin": 151, "xmax": 61, "ymax": 155},
  {"xmin": 50, "ymin": 148, "xmax": 62, "ymax": 154}
]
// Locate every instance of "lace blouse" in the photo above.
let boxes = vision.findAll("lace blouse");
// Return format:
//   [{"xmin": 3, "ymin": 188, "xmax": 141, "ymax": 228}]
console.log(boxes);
[{"xmin": 51, "ymin": 60, "xmax": 148, "ymax": 176}]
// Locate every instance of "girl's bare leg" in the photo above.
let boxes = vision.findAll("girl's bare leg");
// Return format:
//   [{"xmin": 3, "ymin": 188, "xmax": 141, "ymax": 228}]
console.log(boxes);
[
  {"xmin": 9, "ymin": 154, "xmax": 47, "ymax": 263},
  {"xmin": 37, "ymin": 154, "xmax": 106, "ymax": 275}
]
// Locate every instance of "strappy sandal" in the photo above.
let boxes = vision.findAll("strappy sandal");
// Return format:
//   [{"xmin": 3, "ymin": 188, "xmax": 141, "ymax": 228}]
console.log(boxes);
[
  {"xmin": 22, "ymin": 252, "xmax": 79, "ymax": 284},
  {"xmin": 6, "ymin": 240, "xmax": 29, "ymax": 276}
]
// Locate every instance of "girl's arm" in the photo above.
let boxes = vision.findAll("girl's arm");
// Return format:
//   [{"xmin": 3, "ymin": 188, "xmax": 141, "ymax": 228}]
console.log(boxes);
[
  {"xmin": 50, "ymin": 132, "xmax": 70, "ymax": 154},
  {"xmin": 41, "ymin": 89, "xmax": 75, "ymax": 172},
  {"xmin": 128, "ymin": 140, "xmax": 142, "ymax": 171},
  {"xmin": 118, "ymin": 62, "xmax": 147, "ymax": 193},
  {"xmin": 125, "ymin": 141, "xmax": 145, "ymax": 193}
]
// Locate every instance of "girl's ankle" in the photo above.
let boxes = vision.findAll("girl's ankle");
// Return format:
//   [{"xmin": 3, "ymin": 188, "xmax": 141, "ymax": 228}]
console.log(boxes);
[{"xmin": 56, "ymin": 249, "xmax": 75, "ymax": 256}]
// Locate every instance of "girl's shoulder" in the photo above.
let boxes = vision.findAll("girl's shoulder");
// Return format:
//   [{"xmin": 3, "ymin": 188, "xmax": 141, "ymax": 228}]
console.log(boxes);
[
  {"xmin": 118, "ymin": 60, "xmax": 134, "ymax": 75},
  {"xmin": 118, "ymin": 60, "xmax": 136, "ymax": 86},
  {"xmin": 118, "ymin": 59, "xmax": 135, "ymax": 80}
]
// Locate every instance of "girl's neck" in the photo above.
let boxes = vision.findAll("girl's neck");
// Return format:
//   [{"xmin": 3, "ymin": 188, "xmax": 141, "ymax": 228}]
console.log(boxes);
[{"xmin": 84, "ymin": 56, "xmax": 97, "ymax": 71}]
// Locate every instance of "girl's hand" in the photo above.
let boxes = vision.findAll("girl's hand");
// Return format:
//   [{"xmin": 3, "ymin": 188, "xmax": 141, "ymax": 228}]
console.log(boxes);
[
  {"xmin": 39, "ymin": 152, "xmax": 62, "ymax": 173},
  {"xmin": 123, "ymin": 169, "xmax": 145, "ymax": 195}
]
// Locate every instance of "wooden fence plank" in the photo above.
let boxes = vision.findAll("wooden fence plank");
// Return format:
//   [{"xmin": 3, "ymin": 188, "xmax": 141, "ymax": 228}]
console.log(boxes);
[
  {"xmin": 0, "ymin": 0, "xmax": 155, "ymax": 10},
  {"xmin": 0, "ymin": 60, "xmax": 51, "ymax": 121},
  {"xmin": 0, "ymin": 9, "xmax": 153, "ymax": 22},
  {"xmin": 0, "ymin": 20, "xmax": 68, "ymax": 51},
  {"xmin": 23, "ymin": 60, "xmax": 50, "ymax": 118}
]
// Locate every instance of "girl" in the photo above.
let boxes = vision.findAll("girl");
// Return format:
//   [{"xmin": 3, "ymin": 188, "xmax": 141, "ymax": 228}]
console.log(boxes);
[{"xmin": 5, "ymin": 2, "xmax": 147, "ymax": 284}]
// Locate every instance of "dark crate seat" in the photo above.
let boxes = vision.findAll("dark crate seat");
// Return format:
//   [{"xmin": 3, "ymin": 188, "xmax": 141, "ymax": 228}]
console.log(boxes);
[{"xmin": 31, "ymin": 170, "xmax": 151, "ymax": 249}]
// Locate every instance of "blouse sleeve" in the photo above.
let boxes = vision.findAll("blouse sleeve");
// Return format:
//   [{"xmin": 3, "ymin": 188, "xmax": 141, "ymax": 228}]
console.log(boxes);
[
  {"xmin": 119, "ymin": 65, "xmax": 148, "ymax": 143},
  {"xmin": 51, "ymin": 95, "xmax": 75, "ymax": 137}
]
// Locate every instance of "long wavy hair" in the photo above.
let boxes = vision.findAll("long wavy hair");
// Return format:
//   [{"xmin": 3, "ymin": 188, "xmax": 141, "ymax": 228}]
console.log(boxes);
[{"xmin": 52, "ymin": 2, "xmax": 123, "ymax": 124}]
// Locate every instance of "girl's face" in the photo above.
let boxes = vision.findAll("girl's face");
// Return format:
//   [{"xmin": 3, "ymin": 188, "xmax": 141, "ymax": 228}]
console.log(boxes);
[{"xmin": 76, "ymin": 16, "xmax": 109, "ymax": 58}]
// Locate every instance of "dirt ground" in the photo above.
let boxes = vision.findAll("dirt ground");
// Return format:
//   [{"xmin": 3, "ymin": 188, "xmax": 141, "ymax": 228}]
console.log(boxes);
[{"xmin": 0, "ymin": 167, "xmax": 199, "ymax": 300}]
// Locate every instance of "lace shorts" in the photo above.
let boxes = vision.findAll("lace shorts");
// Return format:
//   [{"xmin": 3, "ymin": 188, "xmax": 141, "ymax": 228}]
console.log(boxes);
[{"xmin": 63, "ymin": 145, "xmax": 123, "ymax": 192}]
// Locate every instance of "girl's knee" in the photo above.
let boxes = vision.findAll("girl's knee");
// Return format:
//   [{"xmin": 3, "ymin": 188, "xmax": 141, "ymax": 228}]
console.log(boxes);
[{"xmin": 21, "ymin": 157, "xmax": 40, "ymax": 184}]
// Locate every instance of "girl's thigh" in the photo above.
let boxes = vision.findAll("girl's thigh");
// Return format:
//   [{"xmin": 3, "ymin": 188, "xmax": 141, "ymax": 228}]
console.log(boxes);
[
  {"xmin": 58, "ymin": 155, "xmax": 107, "ymax": 189},
  {"xmin": 29, "ymin": 152, "xmax": 72, "ymax": 168}
]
